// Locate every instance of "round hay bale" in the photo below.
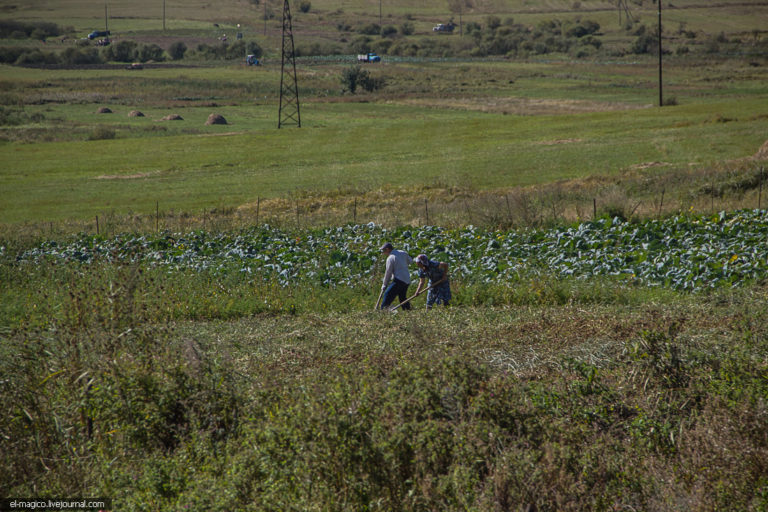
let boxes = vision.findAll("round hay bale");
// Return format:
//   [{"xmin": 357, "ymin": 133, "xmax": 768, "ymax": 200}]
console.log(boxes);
[
  {"xmin": 128, "ymin": 110, "xmax": 145, "ymax": 118},
  {"xmin": 754, "ymin": 140, "xmax": 768, "ymax": 160},
  {"xmin": 96, "ymin": 107, "xmax": 112, "ymax": 114},
  {"xmin": 205, "ymin": 113, "xmax": 228, "ymax": 126},
  {"xmin": 160, "ymin": 114, "xmax": 184, "ymax": 121}
]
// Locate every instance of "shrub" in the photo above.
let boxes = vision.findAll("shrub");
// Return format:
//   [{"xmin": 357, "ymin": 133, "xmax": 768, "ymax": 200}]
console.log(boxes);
[
  {"xmin": 168, "ymin": 41, "xmax": 187, "ymax": 60},
  {"xmin": 246, "ymin": 41, "xmax": 263, "ymax": 59},
  {"xmin": 224, "ymin": 40, "xmax": 246, "ymax": 60},
  {"xmin": 631, "ymin": 33, "xmax": 655, "ymax": 54},
  {"xmin": 0, "ymin": 20, "xmax": 64, "ymax": 39},
  {"xmin": 60, "ymin": 47, "xmax": 102, "ymax": 65},
  {"xmin": 348, "ymin": 35, "xmax": 372, "ymax": 54},
  {"xmin": 381, "ymin": 25, "xmax": 398, "ymax": 38},
  {"xmin": 299, "ymin": 1, "xmax": 311, "ymax": 13},
  {"xmin": 341, "ymin": 65, "xmax": 384, "ymax": 94},
  {"xmin": 136, "ymin": 43, "xmax": 165, "ymax": 63},
  {"xmin": 14, "ymin": 49, "xmax": 58, "ymax": 66},
  {"xmin": 88, "ymin": 126, "xmax": 116, "ymax": 140},
  {"xmin": 0, "ymin": 46, "xmax": 25, "ymax": 64},
  {"xmin": 400, "ymin": 21, "xmax": 414, "ymax": 36},
  {"xmin": 104, "ymin": 40, "xmax": 138, "ymax": 62},
  {"xmin": 358, "ymin": 23, "xmax": 381, "ymax": 36}
]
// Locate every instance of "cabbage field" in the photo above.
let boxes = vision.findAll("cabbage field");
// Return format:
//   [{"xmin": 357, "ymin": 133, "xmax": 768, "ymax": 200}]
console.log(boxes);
[{"xmin": 16, "ymin": 209, "xmax": 768, "ymax": 292}]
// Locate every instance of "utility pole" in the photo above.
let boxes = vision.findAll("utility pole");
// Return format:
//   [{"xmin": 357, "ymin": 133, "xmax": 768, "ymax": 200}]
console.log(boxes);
[
  {"xmin": 658, "ymin": 0, "xmax": 663, "ymax": 106},
  {"xmin": 104, "ymin": 3, "xmax": 108, "ymax": 32},
  {"xmin": 264, "ymin": 0, "xmax": 268, "ymax": 35},
  {"xmin": 379, "ymin": 0, "xmax": 382, "ymax": 28},
  {"xmin": 163, "ymin": 0, "xmax": 166, "ymax": 31},
  {"xmin": 278, "ymin": 0, "xmax": 301, "ymax": 128}
]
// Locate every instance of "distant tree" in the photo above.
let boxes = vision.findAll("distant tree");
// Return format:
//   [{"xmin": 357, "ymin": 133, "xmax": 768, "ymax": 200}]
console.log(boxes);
[
  {"xmin": 168, "ymin": 41, "xmax": 187, "ymax": 60},
  {"xmin": 381, "ymin": 25, "xmax": 398, "ymax": 38},
  {"xmin": 246, "ymin": 41, "xmax": 263, "ymax": 59},
  {"xmin": 358, "ymin": 23, "xmax": 381, "ymax": 35},
  {"xmin": 136, "ymin": 43, "xmax": 165, "ymax": 62},
  {"xmin": 447, "ymin": 0, "xmax": 472, "ymax": 36},
  {"xmin": 340, "ymin": 65, "xmax": 383, "ymax": 94},
  {"xmin": 105, "ymin": 40, "xmax": 138, "ymax": 62}
]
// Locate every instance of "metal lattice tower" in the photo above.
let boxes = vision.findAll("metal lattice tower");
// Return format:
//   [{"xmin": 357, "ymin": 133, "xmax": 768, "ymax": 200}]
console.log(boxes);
[
  {"xmin": 278, "ymin": 0, "xmax": 301, "ymax": 128},
  {"xmin": 617, "ymin": 0, "xmax": 634, "ymax": 26}
]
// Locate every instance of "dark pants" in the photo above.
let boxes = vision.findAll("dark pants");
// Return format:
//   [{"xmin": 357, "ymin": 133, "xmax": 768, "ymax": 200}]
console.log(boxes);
[{"xmin": 381, "ymin": 279, "xmax": 411, "ymax": 310}]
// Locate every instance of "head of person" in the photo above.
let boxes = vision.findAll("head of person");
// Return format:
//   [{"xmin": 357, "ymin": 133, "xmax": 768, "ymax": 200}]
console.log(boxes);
[
  {"xmin": 416, "ymin": 254, "xmax": 429, "ymax": 269},
  {"xmin": 380, "ymin": 242, "xmax": 394, "ymax": 256}
]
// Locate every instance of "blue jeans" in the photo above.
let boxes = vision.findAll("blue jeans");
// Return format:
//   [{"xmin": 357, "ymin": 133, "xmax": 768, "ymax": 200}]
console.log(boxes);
[{"xmin": 381, "ymin": 279, "xmax": 411, "ymax": 310}]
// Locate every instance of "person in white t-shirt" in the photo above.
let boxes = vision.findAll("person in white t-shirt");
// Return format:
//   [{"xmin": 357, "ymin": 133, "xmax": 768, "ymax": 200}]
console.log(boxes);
[{"xmin": 379, "ymin": 242, "xmax": 413, "ymax": 310}]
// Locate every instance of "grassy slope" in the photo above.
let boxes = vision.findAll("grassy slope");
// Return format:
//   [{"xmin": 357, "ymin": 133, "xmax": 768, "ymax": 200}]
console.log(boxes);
[{"xmin": 1, "ymin": 94, "xmax": 766, "ymax": 223}]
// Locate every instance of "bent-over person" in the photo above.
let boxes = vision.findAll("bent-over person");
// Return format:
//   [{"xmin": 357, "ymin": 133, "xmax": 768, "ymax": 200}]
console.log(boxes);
[{"xmin": 414, "ymin": 253, "xmax": 451, "ymax": 308}]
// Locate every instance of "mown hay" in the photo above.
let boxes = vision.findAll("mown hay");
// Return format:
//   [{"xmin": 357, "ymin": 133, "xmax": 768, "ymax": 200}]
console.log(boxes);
[
  {"xmin": 128, "ymin": 110, "xmax": 145, "ymax": 118},
  {"xmin": 754, "ymin": 139, "xmax": 768, "ymax": 160},
  {"xmin": 205, "ymin": 113, "xmax": 227, "ymax": 125},
  {"xmin": 96, "ymin": 107, "xmax": 112, "ymax": 114},
  {"xmin": 160, "ymin": 114, "xmax": 184, "ymax": 121}
]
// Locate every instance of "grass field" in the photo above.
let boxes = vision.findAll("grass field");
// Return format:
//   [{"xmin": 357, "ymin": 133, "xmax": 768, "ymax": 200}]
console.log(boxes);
[{"xmin": 2, "ymin": 1, "xmax": 768, "ymax": 510}]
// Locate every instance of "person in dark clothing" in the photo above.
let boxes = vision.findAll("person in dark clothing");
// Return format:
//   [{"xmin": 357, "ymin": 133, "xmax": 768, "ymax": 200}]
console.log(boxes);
[{"xmin": 414, "ymin": 253, "xmax": 451, "ymax": 308}]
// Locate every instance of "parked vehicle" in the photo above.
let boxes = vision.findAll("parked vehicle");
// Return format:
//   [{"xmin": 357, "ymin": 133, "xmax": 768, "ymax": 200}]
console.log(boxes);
[
  {"xmin": 246, "ymin": 54, "xmax": 260, "ymax": 66},
  {"xmin": 88, "ymin": 30, "xmax": 110, "ymax": 40},
  {"xmin": 432, "ymin": 23, "xmax": 455, "ymax": 33},
  {"xmin": 357, "ymin": 53, "xmax": 381, "ymax": 63}
]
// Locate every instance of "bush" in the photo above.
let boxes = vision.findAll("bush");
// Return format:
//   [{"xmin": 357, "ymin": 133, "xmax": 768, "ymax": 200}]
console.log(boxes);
[
  {"xmin": 60, "ymin": 47, "xmax": 103, "ymax": 65},
  {"xmin": 381, "ymin": 25, "xmax": 398, "ymax": 38},
  {"xmin": 0, "ymin": 20, "xmax": 64, "ymax": 39},
  {"xmin": 168, "ymin": 41, "xmax": 187, "ymax": 60},
  {"xmin": 299, "ymin": 1, "xmax": 311, "ymax": 13},
  {"xmin": 400, "ymin": 21, "xmax": 414, "ymax": 36},
  {"xmin": 14, "ymin": 49, "xmax": 58, "ymax": 66},
  {"xmin": 341, "ymin": 65, "xmax": 384, "ymax": 94},
  {"xmin": 88, "ymin": 126, "xmax": 116, "ymax": 141},
  {"xmin": 246, "ymin": 41, "xmax": 263, "ymax": 59},
  {"xmin": 358, "ymin": 23, "xmax": 381, "ymax": 36},
  {"xmin": 348, "ymin": 35, "xmax": 372, "ymax": 54},
  {"xmin": 104, "ymin": 40, "xmax": 138, "ymax": 62},
  {"xmin": 136, "ymin": 43, "xmax": 165, "ymax": 63},
  {"xmin": 0, "ymin": 46, "xmax": 25, "ymax": 64}
]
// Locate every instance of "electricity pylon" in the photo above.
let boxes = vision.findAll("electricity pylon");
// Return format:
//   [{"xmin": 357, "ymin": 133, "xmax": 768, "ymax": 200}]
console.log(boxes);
[{"xmin": 278, "ymin": 0, "xmax": 301, "ymax": 128}]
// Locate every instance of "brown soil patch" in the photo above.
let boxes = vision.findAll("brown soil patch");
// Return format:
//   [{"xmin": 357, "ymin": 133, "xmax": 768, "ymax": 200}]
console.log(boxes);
[
  {"xmin": 95, "ymin": 172, "xmax": 153, "ymax": 180},
  {"xmin": 387, "ymin": 96, "xmax": 650, "ymax": 116},
  {"xmin": 535, "ymin": 138, "xmax": 583, "ymax": 145},
  {"xmin": 629, "ymin": 161, "xmax": 669, "ymax": 170}
]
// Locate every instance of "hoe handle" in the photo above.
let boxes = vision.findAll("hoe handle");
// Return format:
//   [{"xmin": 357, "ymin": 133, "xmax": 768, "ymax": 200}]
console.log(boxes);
[{"xmin": 389, "ymin": 284, "xmax": 437, "ymax": 311}]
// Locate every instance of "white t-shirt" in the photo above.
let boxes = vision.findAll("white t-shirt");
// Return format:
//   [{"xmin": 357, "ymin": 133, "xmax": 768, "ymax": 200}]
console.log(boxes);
[{"xmin": 382, "ymin": 249, "xmax": 412, "ymax": 286}]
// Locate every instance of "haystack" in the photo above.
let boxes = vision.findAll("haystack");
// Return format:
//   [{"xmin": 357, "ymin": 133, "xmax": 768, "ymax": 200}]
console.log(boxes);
[
  {"xmin": 160, "ymin": 114, "xmax": 184, "ymax": 121},
  {"xmin": 128, "ymin": 110, "xmax": 145, "ymax": 117},
  {"xmin": 205, "ymin": 113, "xmax": 228, "ymax": 125},
  {"xmin": 96, "ymin": 107, "xmax": 112, "ymax": 114}
]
